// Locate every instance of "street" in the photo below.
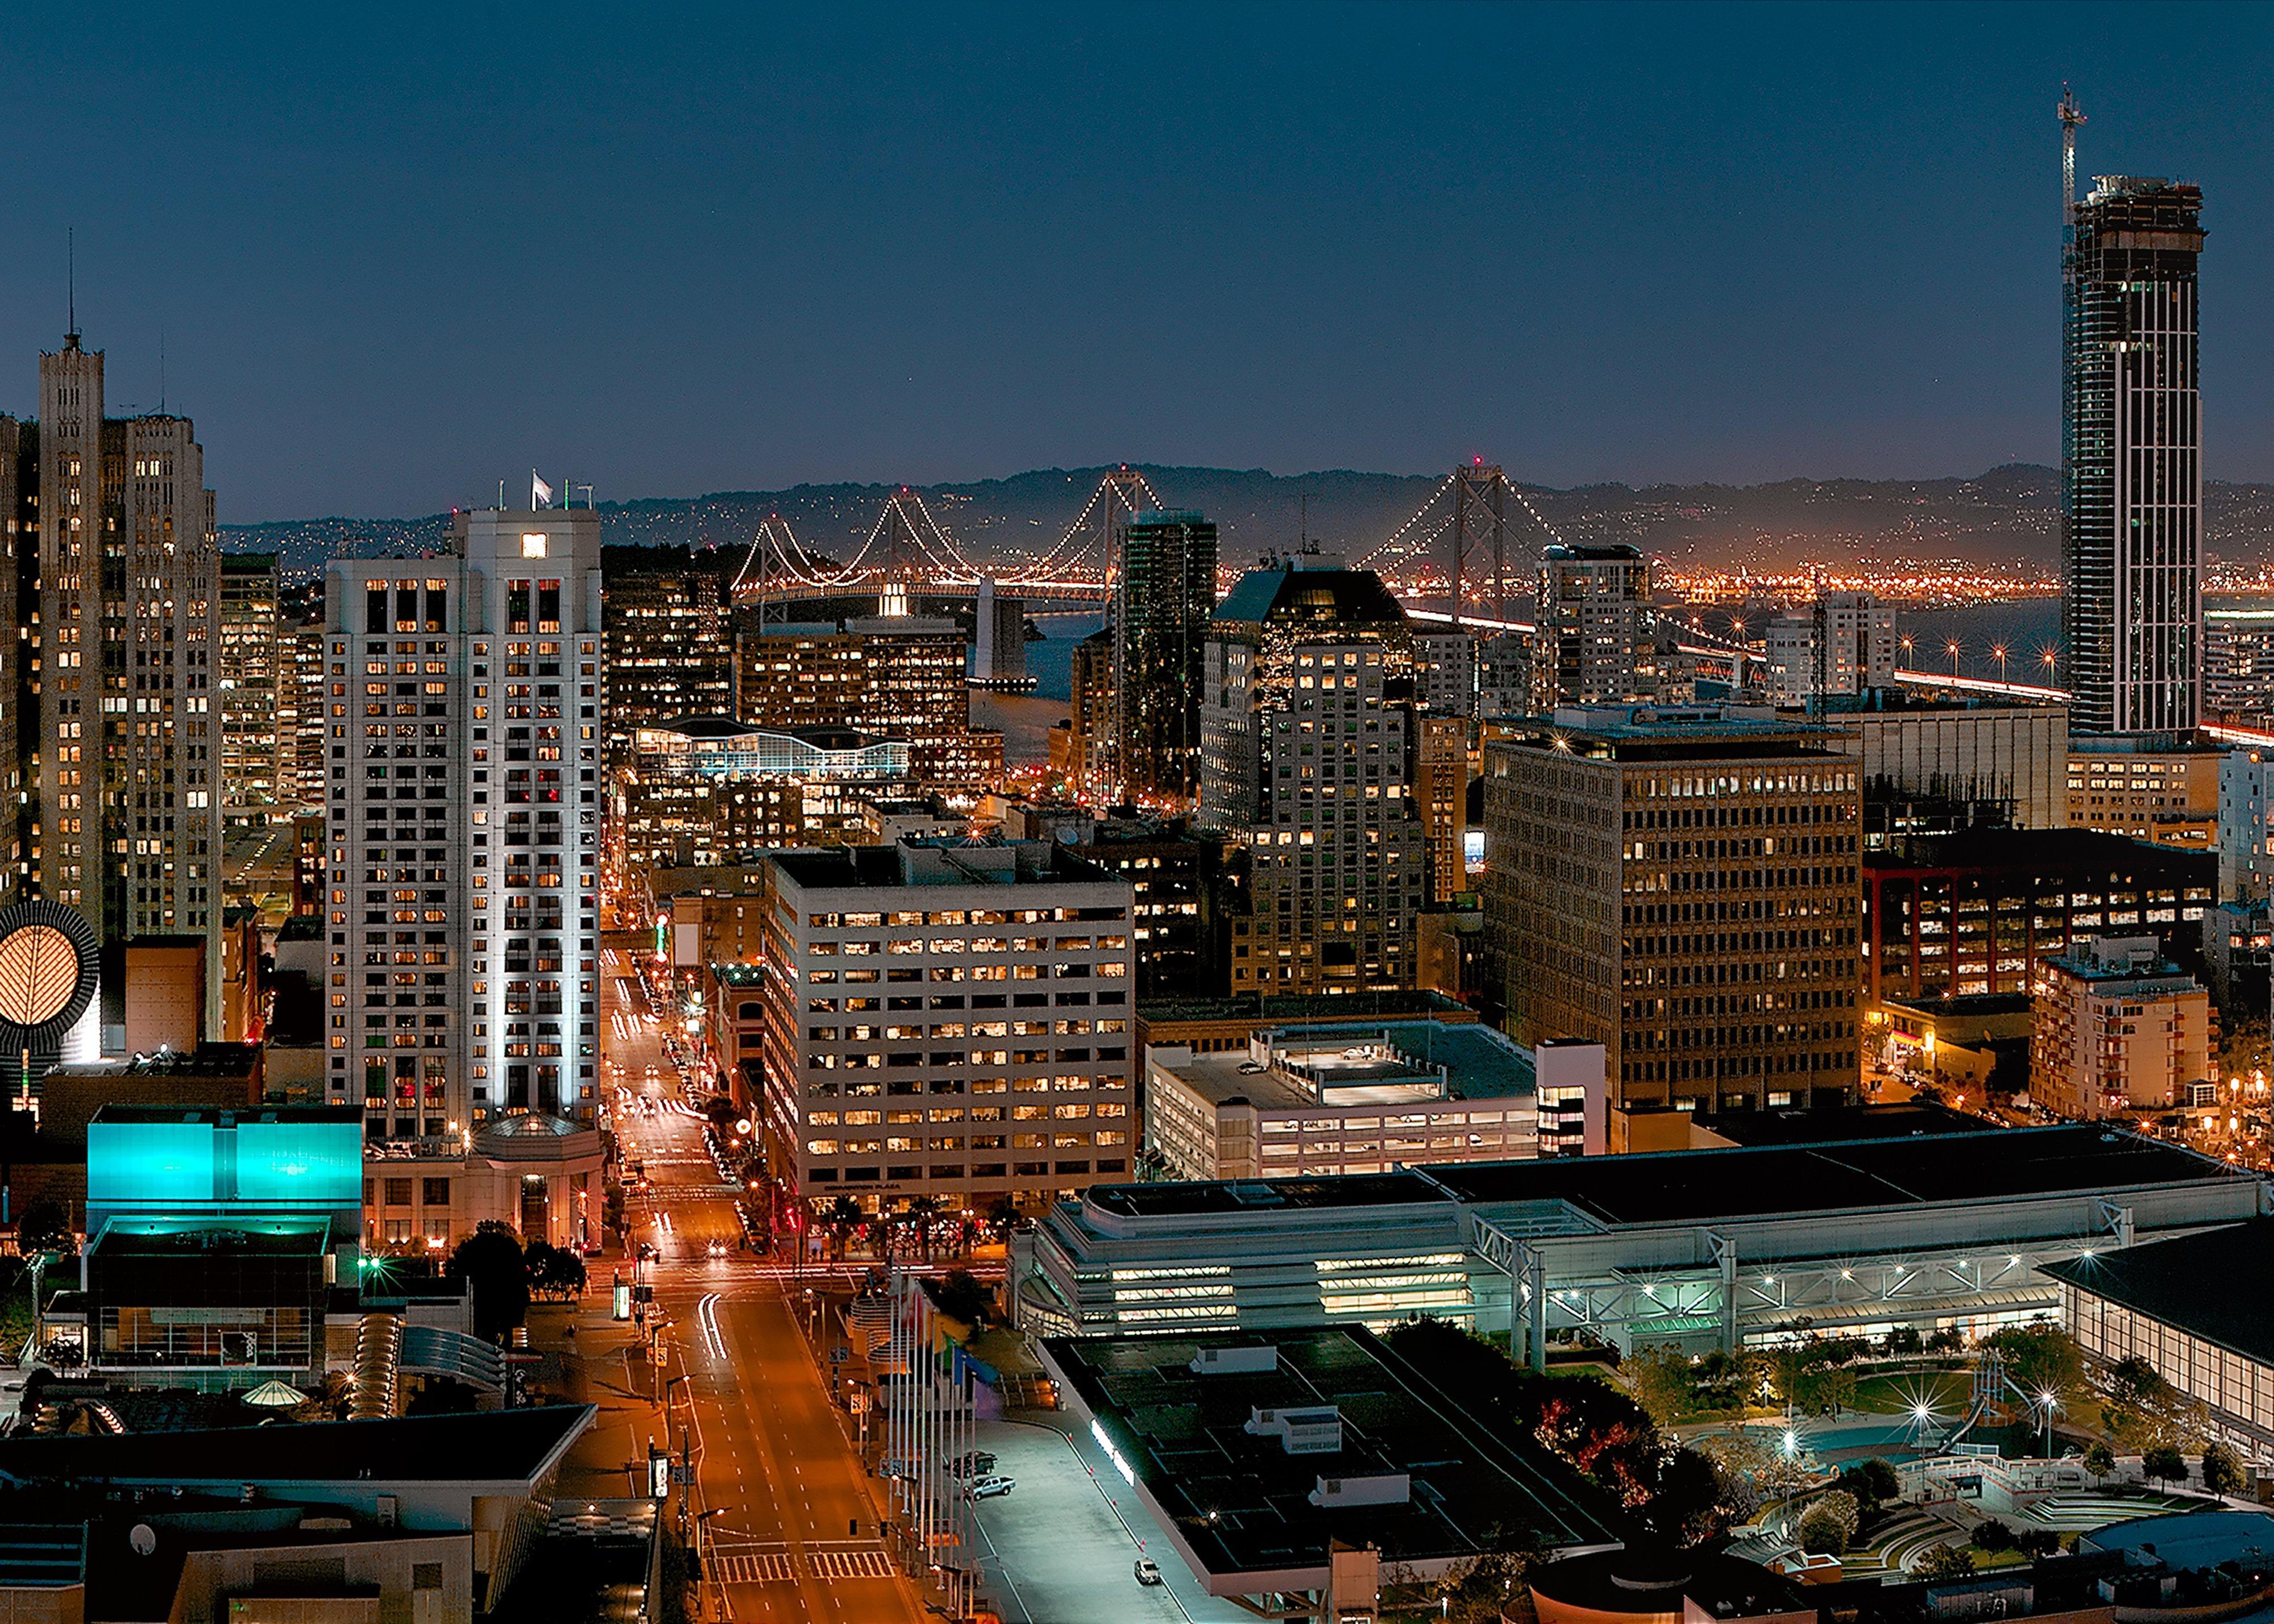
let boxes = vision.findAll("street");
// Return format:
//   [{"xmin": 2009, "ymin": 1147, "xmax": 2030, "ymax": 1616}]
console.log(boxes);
[{"xmin": 601, "ymin": 941, "xmax": 928, "ymax": 1624}]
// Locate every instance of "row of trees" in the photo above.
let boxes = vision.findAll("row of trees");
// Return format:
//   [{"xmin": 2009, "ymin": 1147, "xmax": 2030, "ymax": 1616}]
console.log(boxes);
[{"xmin": 815, "ymin": 1193, "xmax": 1018, "ymax": 1261}]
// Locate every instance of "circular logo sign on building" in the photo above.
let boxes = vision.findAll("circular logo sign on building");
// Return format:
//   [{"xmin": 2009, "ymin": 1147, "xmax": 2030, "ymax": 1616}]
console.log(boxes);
[{"xmin": 0, "ymin": 900, "xmax": 100, "ymax": 1053}]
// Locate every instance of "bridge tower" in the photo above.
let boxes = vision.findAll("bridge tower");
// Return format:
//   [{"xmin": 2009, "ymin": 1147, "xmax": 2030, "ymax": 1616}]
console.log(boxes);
[{"xmin": 1449, "ymin": 461, "xmax": 1511, "ymax": 625}]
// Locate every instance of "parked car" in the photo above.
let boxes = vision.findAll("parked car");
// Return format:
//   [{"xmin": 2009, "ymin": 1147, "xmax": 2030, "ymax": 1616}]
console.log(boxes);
[
  {"xmin": 965, "ymin": 1475, "xmax": 1015, "ymax": 1500},
  {"xmin": 1134, "ymin": 1557, "xmax": 1163, "ymax": 1586},
  {"xmin": 947, "ymin": 1452, "xmax": 999, "ymax": 1479}
]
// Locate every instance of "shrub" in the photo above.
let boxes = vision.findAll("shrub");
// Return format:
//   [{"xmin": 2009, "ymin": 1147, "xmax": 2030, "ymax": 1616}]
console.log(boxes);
[
  {"xmin": 1972, "ymin": 1518, "xmax": 2018, "ymax": 1552},
  {"xmin": 1795, "ymin": 1490, "xmax": 1860, "ymax": 1556}
]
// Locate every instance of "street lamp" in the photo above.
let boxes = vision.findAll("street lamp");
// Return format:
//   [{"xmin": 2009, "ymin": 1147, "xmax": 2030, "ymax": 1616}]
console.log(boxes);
[
  {"xmin": 1992, "ymin": 644, "xmax": 2009, "ymax": 682},
  {"xmin": 1946, "ymin": 640, "xmax": 1961, "ymax": 676}
]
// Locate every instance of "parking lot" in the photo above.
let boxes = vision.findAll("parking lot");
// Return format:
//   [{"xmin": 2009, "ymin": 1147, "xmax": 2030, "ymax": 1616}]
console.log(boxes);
[{"xmin": 965, "ymin": 1415, "xmax": 1254, "ymax": 1624}]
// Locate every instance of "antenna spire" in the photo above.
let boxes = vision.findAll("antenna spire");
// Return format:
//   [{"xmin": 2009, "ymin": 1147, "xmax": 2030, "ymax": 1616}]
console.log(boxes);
[
  {"xmin": 2059, "ymin": 86, "xmax": 2087, "ymax": 269},
  {"xmin": 67, "ymin": 227, "xmax": 78, "ymax": 348}
]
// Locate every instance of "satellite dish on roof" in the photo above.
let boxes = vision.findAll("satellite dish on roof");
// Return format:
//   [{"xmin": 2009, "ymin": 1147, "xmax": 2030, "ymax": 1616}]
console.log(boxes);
[{"xmin": 129, "ymin": 1524, "xmax": 157, "ymax": 1556}]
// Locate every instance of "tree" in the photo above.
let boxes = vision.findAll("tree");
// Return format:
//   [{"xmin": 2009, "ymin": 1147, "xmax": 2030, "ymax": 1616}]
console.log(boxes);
[
  {"xmin": 907, "ymin": 1196, "xmax": 942, "ymax": 1262},
  {"xmin": 526, "ymin": 1242, "xmax": 587, "ymax": 1301},
  {"xmin": 2083, "ymin": 1442, "xmax": 2117, "ymax": 1482},
  {"xmin": 1627, "ymin": 1344, "xmax": 1696, "ymax": 1427},
  {"xmin": 1795, "ymin": 1490, "xmax": 1860, "ymax": 1556},
  {"xmin": 702, "ymin": 1095, "xmax": 740, "ymax": 1138},
  {"xmin": 16, "ymin": 1200, "xmax": 69, "ymax": 1256},
  {"xmin": 446, "ymin": 1220, "xmax": 529, "ymax": 1340},
  {"xmin": 1916, "ymin": 1545, "xmax": 1978, "ymax": 1580},
  {"xmin": 984, "ymin": 1196, "xmax": 1018, "ymax": 1243},
  {"xmin": 2201, "ymin": 1442, "xmax": 2247, "ymax": 1500},
  {"xmin": 1984, "ymin": 1322, "xmax": 2088, "ymax": 1409},
  {"xmin": 2142, "ymin": 1444, "xmax": 2188, "ymax": 1491},
  {"xmin": 1431, "ymin": 1546, "xmax": 1537, "ymax": 1622},
  {"xmin": 1883, "ymin": 1326, "xmax": 1924, "ymax": 1356},
  {"xmin": 1849, "ymin": 1458, "xmax": 1902, "ymax": 1506},
  {"xmin": 1972, "ymin": 1518, "xmax": 2018, "ymax": 1553},
  {"xmin": 923, "ymin": 1269, "xmax": 994, "ymax": 1332},
  {"xmin": 1640, "ymin": 1447, "xmax": 1728, "ymax": 1547},
  {"xmin": 825, "ymin": 1195, "xmax": 863, "ymax": 1260},
  {"xmin": 2101, "ymin": 1356, "xmax": 2207, "ymax": 1453}
]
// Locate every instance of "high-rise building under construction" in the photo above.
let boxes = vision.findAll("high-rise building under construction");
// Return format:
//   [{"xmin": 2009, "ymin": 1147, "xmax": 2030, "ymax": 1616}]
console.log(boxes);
[{"xmin": 2062, "ymin": 142, "xmax": 2205, "ymax": 735}]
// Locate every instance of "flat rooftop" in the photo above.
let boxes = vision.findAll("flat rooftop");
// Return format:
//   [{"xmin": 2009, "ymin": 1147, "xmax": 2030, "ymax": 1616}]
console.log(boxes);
[
  {"xmin": 1042, "ymin": 1324, "xmax": 1621, "ymax": 1586},
  {"xmin": 1864, "ymin": 828, "xmax": 2215, "ymax": 874},
  {"xmin": 1153, "ymin": 1022, "xmax": 1537, "ymax": 1111},
  {"xmin": 2044, "ymin": 1218, "xmax": 2274, "ymax": 1368},
  {"xmin": 0, "ymin": 1405, "xmax": 594, "ymax": 1489},
  {"xmin": 770, "ymin": 839, "xmax": 1114, "ymax": 891},
  {"xmin": 1688, "ymin": 1102, "xmax": 1993, "ymax": 1149},
  {"xmin": 1081, "ymin": 1125, "xmax": 2241, "ymax": 1228}
]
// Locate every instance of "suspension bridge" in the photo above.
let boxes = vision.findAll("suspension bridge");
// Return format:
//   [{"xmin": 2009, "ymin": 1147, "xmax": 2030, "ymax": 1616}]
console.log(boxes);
[
  {"xmin": 719, "ymin": 462, "xmax": 2060, "ymax": 705},
  {"xmin": 727, "ymin": 461, "xmax": 1557, "ymax": 626}
]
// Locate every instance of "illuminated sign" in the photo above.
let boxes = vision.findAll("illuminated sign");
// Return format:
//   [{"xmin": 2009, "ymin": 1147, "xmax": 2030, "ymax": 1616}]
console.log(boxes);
[{"xmin": 521, "ymin": 533, "xmax": 549, "ymax": 558}]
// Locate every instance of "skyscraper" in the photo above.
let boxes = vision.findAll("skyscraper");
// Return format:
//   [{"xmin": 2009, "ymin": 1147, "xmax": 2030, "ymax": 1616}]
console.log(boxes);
[
  {"xmin": 0, "ymin": 335, "xmax": 225, "ymax": 1047},
  {"xmin": 601, "ymin": 545, "xmax": 735, "ymax": 760},
  {"xmin": 1114, "ymin": 509, "xmax": 1217, "ymax": 802},
  {"xmin": 1483, "ymin": 707, "xmax": 1862, "ymax": 1112},
  {"xmin": 323, "ymin": 508, "xmax": 605, "ymax": 1134},
  {"xmin": 219, "ymin": 551, "xmax": 282, "ymax": 813},
  {"xmin": 1200, "ymin": 560, "xmax": 1429, "ymax": 993},
  {"xmin": 2063, "ymin": 169, "xmax": 2205, "ymax": 736},
  {"xmin": 1532, "ymin": 543, "xmax": 1655, "ymax": 713}
]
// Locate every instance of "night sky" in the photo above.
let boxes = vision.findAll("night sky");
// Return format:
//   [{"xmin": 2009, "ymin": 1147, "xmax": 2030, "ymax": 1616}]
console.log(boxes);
[{"xmin": 3, "ymin": 3, "xmax": 2271, "ymax": 521}]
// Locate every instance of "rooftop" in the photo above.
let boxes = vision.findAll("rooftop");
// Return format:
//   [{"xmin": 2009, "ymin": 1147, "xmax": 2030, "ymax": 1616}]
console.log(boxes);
[
  {"xmin": 769, "ymin": 838, "xmax": 1115, "ymax": 892},
  {"xmin": 1687, "ymin": 1102, "xmax": 1994, "ymax": 1149},
  {"xmin": 1489, "ymin": 708, "xmax": 1840, "ymax": 761},
  {"xmin": 1864, "ymin": 827, "xmax": 2215, "ymax": 874},
  {"xmin": 1082, "ymin": 1124, "xmax": 2240, "ymax": 1228},
  {"xmin": 1041, "ymin": 1324, "xmax": 1621, "ymax": 1588},
  {"xmin": 1152, "ymin": 1021, "xmax": 1539, "ymax": 1111},
  {"xmin": 2044, "ymin": 1218, "xmax": 2274, "ymax": 1369},
  {"xmin": 0, "ymin": 1406, "xmax": 595, "ymax": 1490},
  {"xmin": 1212, "ymin": 564, "xmax": 1407, "ymax": 630},
  {"xmin": 1139, "ymin": 990, "xmax": 1474, "ymax": 1027}
]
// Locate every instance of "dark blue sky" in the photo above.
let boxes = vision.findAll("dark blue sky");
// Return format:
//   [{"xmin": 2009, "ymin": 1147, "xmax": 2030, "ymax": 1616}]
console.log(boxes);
[{"xmin": 4, "ymin": 2, "xmax": 2271, "ymax": 521}]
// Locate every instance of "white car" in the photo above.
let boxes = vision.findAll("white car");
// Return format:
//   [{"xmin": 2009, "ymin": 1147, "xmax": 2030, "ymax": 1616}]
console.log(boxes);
[
  {"xmin": 1134, "ymin": 1557, "xmax": 1163, "ymax": 1586},
  {"xmin": 965, "ymin": 1475, "xmax": 1015, "ymax": 1500}
]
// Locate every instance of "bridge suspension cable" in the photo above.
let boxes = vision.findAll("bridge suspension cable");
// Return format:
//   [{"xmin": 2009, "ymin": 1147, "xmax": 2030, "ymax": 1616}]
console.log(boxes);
[{"xmin": 1007, "ymin": 466, "xmax": 1163, "ymax": 589}]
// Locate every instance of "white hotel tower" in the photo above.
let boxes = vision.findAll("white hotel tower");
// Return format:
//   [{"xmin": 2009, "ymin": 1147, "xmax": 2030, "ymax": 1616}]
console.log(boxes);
[{"xmin": 323, "ymin": 509, "xmax": 604, "ymax": 1139}]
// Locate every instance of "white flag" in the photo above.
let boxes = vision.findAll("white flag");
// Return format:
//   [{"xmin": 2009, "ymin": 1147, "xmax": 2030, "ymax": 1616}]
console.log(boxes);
[{"xmin": 532, "ymin": 471, "xmax": 554, "ymax": 509}]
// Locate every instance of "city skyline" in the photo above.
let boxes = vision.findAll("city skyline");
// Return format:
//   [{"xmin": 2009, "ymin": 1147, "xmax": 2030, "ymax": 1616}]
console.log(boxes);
[{"xmin": 3, "ymin": 7, "xmax": 2273, "ymax": 520}]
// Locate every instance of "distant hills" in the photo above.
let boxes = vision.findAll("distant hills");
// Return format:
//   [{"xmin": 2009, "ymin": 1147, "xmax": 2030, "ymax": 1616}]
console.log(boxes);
[{"xmin": 224, "ymin": 463, "xmax": 2274, "ymax": 580}]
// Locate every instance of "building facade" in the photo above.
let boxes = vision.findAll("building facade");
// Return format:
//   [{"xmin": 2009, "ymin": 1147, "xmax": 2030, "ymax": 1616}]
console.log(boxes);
[
  {"xmin": 606, "ymin": 716, "xmax": 909, "ymax": 869},
  {"xmin": 218, "ymin": 551, "xmax": 282, "ymax": 816},
  {"xmin": 1861, "ymin": 828, "xmax": 2213, "ymax": 1008},
  {"xmin": 1199, "ymin": 562, "xmax": 1430, "ymax": 995},
  {"xmin": 2218, "ymin": 749, "xmax": 2274, "ymax": 903},
  {"xmin": 1821, "ymin": 693, "xmax": 2069, "ymax": 844},
  {"xmin": 601, "ymin": 545, "xmax": 735, "ymax": 760},
  {"xmin": 2030, "ymin": 936, "xmax": 2210, "ymax": 1120},
  {"xmin": 1142, "ymin": 1021, "xmax": 1603, "ymax": 1182},
  {"xmin": 1763, "ymin": 592, "xmax": 1898, "ymax": 706},
  {"xmin": 0, "ymin": 334, "xmax": 226, "ymax": 1049},
  {"xmin": 323, "ymin": 508, "xmax": 605, "ymax": 1137},
  {"xmin": 1115, "ymin": 510, "xmax": 1217, "ymax": 803},
  {"xmin": 2206, "ymin": 609, "xmax": 2274, "ymax": 721},
  {"xmin": 757, "ymin": 840, "xmax": 1137, "ymax": 1219},
  {"xmin": 2063, "ymin": 176, "xmax": 2205, "ymax": 736},
  {"xmin": 1483, "ymin": 707, "xmax": 1862, "ymax": 1113},
  {"xmin": 734, "ymin": 615, "xmax": 997, "ymax": 788},
  {"xmin": 2068, "ymin": 736, "xmax": 2222, "ymax": 850},
  {"xmin": 1412, "ymin": 629, "xmax": 1477, "ymax": 721},
  {"xmin": 1533, "ymin": 544, "xmax": 1654, "ymax": 712}
]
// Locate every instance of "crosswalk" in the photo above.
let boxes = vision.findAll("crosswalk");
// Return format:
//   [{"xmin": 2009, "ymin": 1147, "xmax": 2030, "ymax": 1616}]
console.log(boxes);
[{"xmin": 707, "ymin": 1542, "xmax": 898, "ymax": 1586}]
